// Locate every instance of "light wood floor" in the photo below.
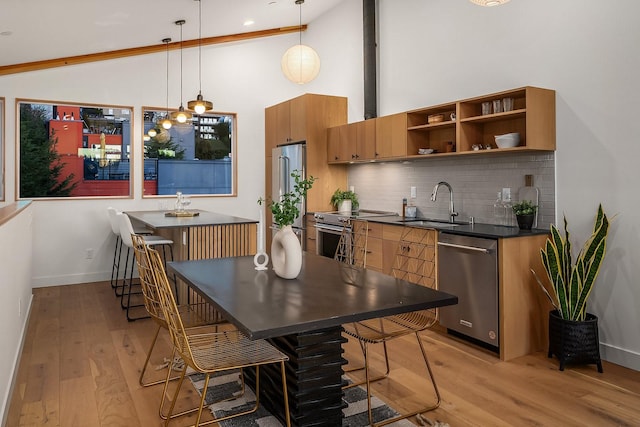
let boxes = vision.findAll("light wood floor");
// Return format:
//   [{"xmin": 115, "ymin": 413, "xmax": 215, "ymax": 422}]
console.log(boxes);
[{"xmin": 6, "ymin": 282, "xmax": 640, "ymax": 426}]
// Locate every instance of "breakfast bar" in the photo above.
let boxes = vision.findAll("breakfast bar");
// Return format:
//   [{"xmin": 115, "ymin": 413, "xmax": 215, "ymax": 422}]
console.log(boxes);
[{"xmin": 167, "ymin": 253, "xmax": 458, "ymax": 426}]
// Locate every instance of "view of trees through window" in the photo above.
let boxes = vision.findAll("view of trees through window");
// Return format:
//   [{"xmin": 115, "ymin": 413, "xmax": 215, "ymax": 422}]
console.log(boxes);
[
  {"xmin": 16, "ymin": 101, "xmax": 237, "ymax": 199},
  {"xmin": 142, "ymin": 108, "xmax": 236, "ymax": 196},
  {"xmin": 18, "ymin": 100, "xmax": 132, "ymax": 198}
]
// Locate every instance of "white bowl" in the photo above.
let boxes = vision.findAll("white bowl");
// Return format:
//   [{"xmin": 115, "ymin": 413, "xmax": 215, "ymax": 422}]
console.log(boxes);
[{"xmin": 495, "ymin": 132, "xmax": 520, "ymax": 148}]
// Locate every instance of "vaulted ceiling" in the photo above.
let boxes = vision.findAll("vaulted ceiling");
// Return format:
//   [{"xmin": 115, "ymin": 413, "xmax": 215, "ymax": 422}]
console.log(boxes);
[{"xmin": 0, "ymin": 0, "xmax": 345, "ymax": 68}]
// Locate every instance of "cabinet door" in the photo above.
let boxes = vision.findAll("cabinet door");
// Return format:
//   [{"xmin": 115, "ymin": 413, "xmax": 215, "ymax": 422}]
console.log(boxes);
[
  {"xmin": 326, "ymin": 124, "xmax": 351, "ymax": 163},
  {"xmin": 357, "ymin": 119, "xmax": 377, "ymax": 161},
  {"xmin": 289, "ymin": 96, "xmax": 307, "ymax": 142},
  {"xmin": 265, "ymin": 106, "xmax": 278, "ymax": 155},
  {"xmin": 343, "ymin": 123, "xmax": 358, "ymax": 161},
  {"xmin": 274, "ymin": 101, "xmax": 291, "ymax": 145},
  {"xmin": 327, "ymin": 126, "xmax": 343, "ymax": 163},
  {"xmin": 375, "ymin": 113, "xmax": 407, "ymax": 159}
]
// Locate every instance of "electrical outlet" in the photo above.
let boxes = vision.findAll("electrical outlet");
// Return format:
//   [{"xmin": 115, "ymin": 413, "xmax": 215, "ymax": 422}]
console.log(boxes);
[
  {"xmin": 85, "ymin": 248, "xmax": 94, "ymax": 259},
  {"xmin": 410, "ymin": 186, "xmax": 417, "ymax": 198}
]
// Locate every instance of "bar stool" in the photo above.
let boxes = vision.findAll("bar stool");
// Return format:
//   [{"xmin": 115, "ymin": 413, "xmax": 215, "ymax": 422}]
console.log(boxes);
[
  {"xmin": 117, "ymin": 212, "xmax": 174, "ymax": 321},
  {"xmin": 107, "ymin": 207, "xmax": 151, "ymax": 294}
]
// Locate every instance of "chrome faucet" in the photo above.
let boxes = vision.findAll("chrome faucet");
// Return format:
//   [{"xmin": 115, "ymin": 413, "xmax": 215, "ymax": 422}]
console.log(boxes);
[{"xmin": 430, "ymin": 181, "xmax": 458, "ymax": 223}]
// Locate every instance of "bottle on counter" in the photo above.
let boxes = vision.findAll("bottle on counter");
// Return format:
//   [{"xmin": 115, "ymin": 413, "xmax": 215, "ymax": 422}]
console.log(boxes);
[
  {"xmin": 502, "ymin": 188, "xmax": 515, "ymax": 226},
  {"xmin": 175, "ymin": 191, "xmax": 184, "ymax": 212},
  {"xmin": 402, "ymin": 198, "xmax": 407, "ymax": 219},
  {"xmin": 493, "ymin": 191, "xmax": 504, "ymax": 225}
]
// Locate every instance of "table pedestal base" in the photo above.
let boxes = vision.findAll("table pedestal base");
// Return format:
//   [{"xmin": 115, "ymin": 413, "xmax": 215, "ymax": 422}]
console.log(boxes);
[{"xmin": 245, "ymin": 326, "xmax": 347, "ymax": 426}]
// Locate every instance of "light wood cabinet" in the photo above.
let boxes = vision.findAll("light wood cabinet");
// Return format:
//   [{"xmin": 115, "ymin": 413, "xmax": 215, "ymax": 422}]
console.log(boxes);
[
  {"xmin": 375, "ymin": 113, "xmax": 407, "ymax": 159},
  {"xmin": 305, "ymin": 213, "xmax": 317, "ymax": 254},
  {"xmin": 327, "ymin": 119, "xmax": 377, "ymax": 164},
  {"xmin": 328, "ymin": 86, "xmax": 555, "ymax": 164},
  {"xmin": 352, "ymin": 220, "xmax": 383, "ymax": 272},
  {"xmin": 265, "ymin": 94, "xmax": 348, "ymax": 248}
]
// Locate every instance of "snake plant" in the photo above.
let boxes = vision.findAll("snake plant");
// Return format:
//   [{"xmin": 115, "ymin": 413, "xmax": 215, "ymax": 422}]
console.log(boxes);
[{"xmin": 532, "ymin": 204, "xmax": 609, "ymax": 321}]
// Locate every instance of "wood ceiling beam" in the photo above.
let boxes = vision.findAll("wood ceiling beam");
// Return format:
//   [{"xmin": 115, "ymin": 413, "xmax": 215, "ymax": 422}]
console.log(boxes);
[{"xmin": 0, "ymin": 25, "xmax": 306, "ymax": 77}]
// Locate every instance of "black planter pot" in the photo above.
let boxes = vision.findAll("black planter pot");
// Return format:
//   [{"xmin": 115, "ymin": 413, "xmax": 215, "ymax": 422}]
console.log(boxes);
[
  {"xmin": 548, "ymin": 310, "xmax": 603, "ymax": 373},
  {"xmin": 516, "ymin": 213, "xmax": 535, "ymax": 230}
]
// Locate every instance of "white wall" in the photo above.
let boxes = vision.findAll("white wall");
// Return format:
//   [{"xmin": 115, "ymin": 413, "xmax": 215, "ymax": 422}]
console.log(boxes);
[
  {"xmin": 0, "ymin": 203, "xmax": 33, "ymax": 423},
  {"xmin": 0, "ymin": 0, "xmax": 638, "ymax": 370},
  {"xmin": 375, "ymin": 0, "xmax": 640, "ymax": 370}
]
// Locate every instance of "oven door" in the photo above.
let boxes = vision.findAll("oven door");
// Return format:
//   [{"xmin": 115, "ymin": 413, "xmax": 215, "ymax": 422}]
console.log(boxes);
[{"xmin": 315, "ymin": 223, "xmax": 348, "ymax": 259}]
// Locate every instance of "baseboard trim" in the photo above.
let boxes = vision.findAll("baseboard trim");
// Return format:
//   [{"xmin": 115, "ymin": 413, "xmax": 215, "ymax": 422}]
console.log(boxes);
[
  {"xmin": 1, "ymin": 294, "xmax": 33, "ymax": 427},
  {"xmin": 601, "ymin": 342, "xmax": 640, "ymax": 371}
]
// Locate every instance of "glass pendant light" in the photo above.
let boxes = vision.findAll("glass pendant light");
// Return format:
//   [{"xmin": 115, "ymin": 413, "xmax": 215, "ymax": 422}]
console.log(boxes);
[
  {"xmin": 160, "ymin": 37, "xmax": 173, "ymax": 130},
  {"xmin": 170, "ymin": 20, "xmax": 192, "ymax": 124},
  {"xmin": 281, "ymin": 0, "xmax": 320, "ymax": 85},
  {"xmin": 187, "ymin": 0, "xmax": 213, "ymax": 114}
]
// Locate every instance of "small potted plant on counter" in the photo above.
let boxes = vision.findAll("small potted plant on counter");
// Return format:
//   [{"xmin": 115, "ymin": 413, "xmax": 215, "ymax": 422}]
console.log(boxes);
[
  {"xmin": 531, "ymin": 204, "xmax": 610, "ymax": 372},
  {"xmin": 512, "ymin": 200, "xmax": 537, "ymax": 230},
  {"xmin": 330, "ymin": 189, "xmax": 359, "ymax": 214}
]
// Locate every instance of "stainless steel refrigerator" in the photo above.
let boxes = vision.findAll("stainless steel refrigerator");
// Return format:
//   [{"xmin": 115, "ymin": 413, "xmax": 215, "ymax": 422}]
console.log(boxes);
[{"xmin": 271, "ymin": 142, "xmax": 307, "ymax": 246}]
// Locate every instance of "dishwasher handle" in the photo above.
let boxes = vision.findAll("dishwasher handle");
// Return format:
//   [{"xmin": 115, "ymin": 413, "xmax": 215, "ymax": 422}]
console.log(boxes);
[{"xmin": 438, "ymin": 241, "xmax": 491, "ymax": 254}]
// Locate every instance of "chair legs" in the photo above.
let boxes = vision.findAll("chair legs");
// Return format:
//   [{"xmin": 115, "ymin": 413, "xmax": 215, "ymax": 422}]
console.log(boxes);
[
  {"xmin": 361, "ymin": 332, "xmax": 440, "ymax": 427},
  {"xmin": 110, "ymin": 235, "xmax": 122, "ymax": 289},
  {"xmin": 161, "ymin": 361, "xmax": 291, "ymax": 427}
]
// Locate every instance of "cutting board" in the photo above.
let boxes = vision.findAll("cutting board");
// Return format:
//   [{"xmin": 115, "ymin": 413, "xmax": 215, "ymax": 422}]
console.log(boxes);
[{"xmin": 519, "ymin": 175, "xmax": 539, "ymax": 227}]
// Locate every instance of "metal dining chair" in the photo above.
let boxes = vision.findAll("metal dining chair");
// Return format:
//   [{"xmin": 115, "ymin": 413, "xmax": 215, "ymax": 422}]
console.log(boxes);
[
  {"xmin": 117, "ymin": 212, "xmax": 174, "ymax": 321},
  {"xmin": 146, "ymin": 245, "xmax": 291, "ymax": 427},
  {"xmin": 334, "ymin": 219, "xmax": 369, "ymax": 268},
  {"xmin": 342, "ymin": 226, "xmax": 441, "ymax": 427},
  {"xmin": 130, "ymin": 234, "xmax": 217, "ymax": 388}
]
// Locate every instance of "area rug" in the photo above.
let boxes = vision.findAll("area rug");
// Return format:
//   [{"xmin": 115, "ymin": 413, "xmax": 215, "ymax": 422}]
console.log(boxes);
[{"xmin": 188, "ymin": 371, "xmax": 415, "ymax": 427}]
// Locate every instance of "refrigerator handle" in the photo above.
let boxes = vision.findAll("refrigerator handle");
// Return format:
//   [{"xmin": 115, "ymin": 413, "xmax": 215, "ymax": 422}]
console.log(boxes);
[{"xmin": 279, "ymin": 155, "xmax": 290, "ymax": 197}]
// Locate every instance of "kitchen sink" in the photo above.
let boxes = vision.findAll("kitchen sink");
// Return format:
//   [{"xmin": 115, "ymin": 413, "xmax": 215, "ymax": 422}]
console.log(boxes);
[{"xmin": 395, "ymin": 218, "xmax": 463, "ymax": 227}]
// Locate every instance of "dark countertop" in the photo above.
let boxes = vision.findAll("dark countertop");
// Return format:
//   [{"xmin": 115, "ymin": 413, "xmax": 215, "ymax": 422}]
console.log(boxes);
[
  {"xmin": 168, "ymin": 253, "xmax": 458, "ymax": 340},
  {"xmin": 126, "ymin": 209, "xmax": 257, "ymax": 229},
  {"xmin": 364, "ymin": 215, "xmax": 549, "ymax": 239}
]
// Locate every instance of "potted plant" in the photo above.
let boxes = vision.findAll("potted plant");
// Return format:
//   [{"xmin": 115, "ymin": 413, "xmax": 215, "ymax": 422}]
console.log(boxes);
[
  {"xmin": 531, "ymin": 204, "xmax": 610, "ymax": 372},
  {"xmin": 330, "ymin": 189, "xmax": 359, "ymax": 214},
  {"xmin": 512, "ymin": 200, "xmax": 538, "ymax": 230},
  {"xmin": 259, "ymin": 170, "xmax": 315, "ymax": 279}
]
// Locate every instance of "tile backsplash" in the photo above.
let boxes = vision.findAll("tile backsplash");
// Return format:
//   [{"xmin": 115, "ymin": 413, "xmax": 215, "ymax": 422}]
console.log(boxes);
[{"xmin": 348, "ymin": 152, "xmax": 555, "ymax": 229}]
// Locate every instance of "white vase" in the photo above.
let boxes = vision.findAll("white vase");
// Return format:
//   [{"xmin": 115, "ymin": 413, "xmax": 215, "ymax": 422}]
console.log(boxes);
[
  {"xmin": 338, "ymin": 199, "xmax": 352, "ymax": 214},
  {"xmin": 271, "ymin": 225, "xmax": 302, "ymax": 279}
]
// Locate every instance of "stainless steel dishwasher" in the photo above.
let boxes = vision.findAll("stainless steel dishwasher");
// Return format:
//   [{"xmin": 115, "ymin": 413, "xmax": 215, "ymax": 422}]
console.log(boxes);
[{"xmin": 437, "ymin": 232, "xmax": 499, "ymax": 351}]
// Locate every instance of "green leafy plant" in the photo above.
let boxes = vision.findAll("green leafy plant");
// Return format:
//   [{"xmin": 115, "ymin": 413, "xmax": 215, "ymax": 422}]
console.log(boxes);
[
  {"xmin": 259, "ymin": 170, "xmax": 315, "ymax": 227},
  {"xmin": 531, "ymin": 204, "xmax": 610, "ymax": 321},
  {"xmin": 512, "ymin": 200, "xmax": 538, "ymax": 215},
  {"xmin": 330, "ymin": 189, "xmax": 359, "ymax": 211}
]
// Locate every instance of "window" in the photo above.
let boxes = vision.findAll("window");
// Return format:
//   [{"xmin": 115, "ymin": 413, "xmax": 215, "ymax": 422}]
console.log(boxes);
[
  {"xmin": 142, "ymin": 108, "xmax": 236, "ymax": 197},
  {"xmin": 17, "ymin": 100, "xmax": 133, "ymax": 198}
]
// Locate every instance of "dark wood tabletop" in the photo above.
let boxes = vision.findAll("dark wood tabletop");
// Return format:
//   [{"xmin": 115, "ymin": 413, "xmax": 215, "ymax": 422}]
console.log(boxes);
[
  {"xmin": 126, "ymin": 209, "xmax": 256, "ymax": 229},
  {"xmin": 167, "ymin": 252, "xmax": 458, "ymax": 340}
]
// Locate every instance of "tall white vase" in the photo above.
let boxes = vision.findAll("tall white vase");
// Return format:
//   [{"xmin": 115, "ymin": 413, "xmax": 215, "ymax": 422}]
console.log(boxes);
[{"xmin": 271, "ymin": 225, "xmax": 302, "ymax": 279}]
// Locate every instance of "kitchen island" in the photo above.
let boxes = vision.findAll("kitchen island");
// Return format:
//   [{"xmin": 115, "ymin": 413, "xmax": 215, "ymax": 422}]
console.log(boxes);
[{"xmin": 126, "ymin": 209, "xmax": 257, "ymax": 261}]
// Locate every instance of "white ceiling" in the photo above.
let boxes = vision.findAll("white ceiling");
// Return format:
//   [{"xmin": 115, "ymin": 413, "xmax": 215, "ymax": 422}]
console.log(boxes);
[{"xmin": 0, "ymin": 0, "xmax": 346, "ymax": 67}]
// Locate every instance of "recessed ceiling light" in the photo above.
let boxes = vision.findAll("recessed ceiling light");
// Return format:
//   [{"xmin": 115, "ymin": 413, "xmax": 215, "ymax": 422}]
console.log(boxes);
[
  {"xmin": 0, "ymin": 31, "xmax": 12, "ymax": 36},
  {"xmin": 243, "ymin": 20, "xmax": 255, "ymax": 26}
]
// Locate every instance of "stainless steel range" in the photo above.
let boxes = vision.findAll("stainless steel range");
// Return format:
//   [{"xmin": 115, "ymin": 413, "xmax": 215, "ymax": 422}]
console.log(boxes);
[{"xmin": 313, "ymin": 209, "xmax": 397, "ymax": 258}]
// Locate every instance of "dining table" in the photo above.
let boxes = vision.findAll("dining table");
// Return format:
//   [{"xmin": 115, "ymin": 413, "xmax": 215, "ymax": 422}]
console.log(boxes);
[{"xmin": 167, "ymin": 252, "xmax": 457, "ymax": 426}]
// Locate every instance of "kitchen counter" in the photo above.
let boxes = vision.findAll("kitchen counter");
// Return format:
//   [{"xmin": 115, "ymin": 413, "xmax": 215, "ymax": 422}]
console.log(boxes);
[{"xmin": 366, "ymin": 215, "xmax": 549, "ymax": 239}]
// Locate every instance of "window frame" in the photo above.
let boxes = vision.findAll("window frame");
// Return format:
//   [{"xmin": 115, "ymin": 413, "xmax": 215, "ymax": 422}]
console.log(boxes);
[
  {"xmin": 141, "ymin": 106, "xmax": 238, "ymax": 198},
  {"xmin": 15, "ymin": 98, "xmax": 134, "ymax": 200}
]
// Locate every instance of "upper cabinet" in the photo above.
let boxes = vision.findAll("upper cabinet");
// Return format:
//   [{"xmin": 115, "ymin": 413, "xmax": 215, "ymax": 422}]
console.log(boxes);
[
  {"xmin": 327, "ymin": 119, "xmax": 377, "ymax": 163},
  {"xmin": 329, "ymin": 86, "xmax": 555, "ymax": 164}
]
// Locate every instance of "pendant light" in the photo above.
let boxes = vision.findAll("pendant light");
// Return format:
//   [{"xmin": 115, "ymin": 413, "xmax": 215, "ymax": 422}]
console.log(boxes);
[
  {"xmin": 160, "ymin": 37, "xmax": 173, "ymax": 130},
  {"xmin": 170, "ymin": 20, "xmax": 192, "ymax": 124},
  {"xmin": 469, "ymin": 0, "xmax": 510, "ymax": 6},
  {"xmin": 187, "ymin": 0, "xmax": 213, "ymax": 114},
  {"xmin": 281, "ymin": 0, "xmax": 320, "ymax": 85}
]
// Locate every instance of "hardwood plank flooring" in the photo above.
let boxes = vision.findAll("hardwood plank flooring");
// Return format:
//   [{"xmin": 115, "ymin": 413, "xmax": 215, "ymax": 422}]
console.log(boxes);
[{"xmin": 6, "ymin": 282, "xmax": 640, "ymax": 426}]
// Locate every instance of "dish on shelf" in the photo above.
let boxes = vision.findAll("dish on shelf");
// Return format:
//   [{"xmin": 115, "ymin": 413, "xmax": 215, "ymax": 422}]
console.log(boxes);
[
  {"xmin": 418, "ymin": 148, "xmax": 435, "ymax": 155},
  {"xmin": 427, "ymin": 114, "xmax": 444, "ymax": 124},
  {"xmin": 495, "ymin": 132, "xmax": 520, "ymax": 148}
]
